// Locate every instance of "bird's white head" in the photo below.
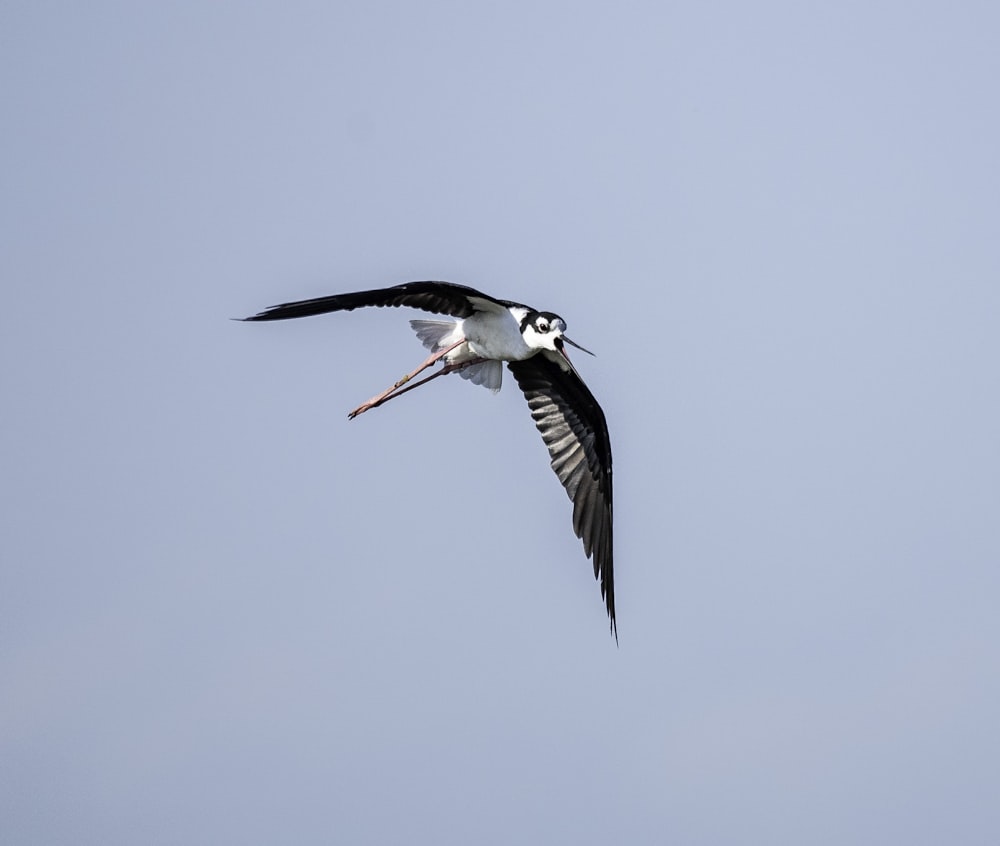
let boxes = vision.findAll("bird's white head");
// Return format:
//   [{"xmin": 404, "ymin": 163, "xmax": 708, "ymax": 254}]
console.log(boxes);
[{"xmin": 520, "ymin": 311, "xmax": 595, "ymax": 359}]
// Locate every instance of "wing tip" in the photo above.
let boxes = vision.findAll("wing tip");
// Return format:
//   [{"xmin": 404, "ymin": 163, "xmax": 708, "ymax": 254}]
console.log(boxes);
[
  {"xmin": 238, "ymin": 306, "xmax": 293, "ymax": 321},
  {"xmin": 605, "ymin": 583, "xmax": 618, "ymax": 645}
]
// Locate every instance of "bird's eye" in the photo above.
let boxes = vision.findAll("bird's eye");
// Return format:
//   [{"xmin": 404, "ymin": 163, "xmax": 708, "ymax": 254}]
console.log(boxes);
[{"xmin": 537, "ymin": 321, "xmax": 549, "ymax": 333}]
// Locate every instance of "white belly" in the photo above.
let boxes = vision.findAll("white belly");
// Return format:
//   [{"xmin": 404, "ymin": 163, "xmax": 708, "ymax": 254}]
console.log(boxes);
[{"xmin": 460, "ymin": 311, "xmax": 533, "ymax": 361}]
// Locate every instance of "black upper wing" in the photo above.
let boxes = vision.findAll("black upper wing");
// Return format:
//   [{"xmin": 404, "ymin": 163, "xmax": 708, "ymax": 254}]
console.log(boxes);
[
  {"xmin": 508, "ymin": 352, "xmax": 615, "ymax": 639},
  {"xmin": 242, "ymin": 281, "xmax": 512, "ymax": 322}
]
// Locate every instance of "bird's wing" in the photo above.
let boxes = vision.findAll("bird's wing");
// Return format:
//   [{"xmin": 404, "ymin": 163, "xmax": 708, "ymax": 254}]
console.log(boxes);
[
  {"xmin": 507, "ymin": 352, "xmax": 615, "ymax": 638},
  {"xmin": 242, "ymin": 281, "xmax": 510, "ymax": 322}
]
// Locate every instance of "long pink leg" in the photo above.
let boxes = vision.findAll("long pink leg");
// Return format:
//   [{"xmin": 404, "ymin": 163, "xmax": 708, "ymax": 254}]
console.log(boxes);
[
  {"xmin": 348, "ymin": 355, "xmax": 487, "ymax": 419},
  {"xmin": 347, "ymin": 338, "xmax": 467, "ymax": 419}
]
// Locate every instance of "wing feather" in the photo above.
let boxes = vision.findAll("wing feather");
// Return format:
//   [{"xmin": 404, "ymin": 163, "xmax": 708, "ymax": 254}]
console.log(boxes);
[
  {"xmin": 508, "ymin": 352, "xmax": 615, "ymax": 639},
  {"xmin": 242, "ymin": 281, "xmax": 511, "ymax": 322}
]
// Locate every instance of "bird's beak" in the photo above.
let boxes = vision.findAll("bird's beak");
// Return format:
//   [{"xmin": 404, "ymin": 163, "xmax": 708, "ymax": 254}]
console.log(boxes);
[{"xmin": 562, "ymin": 335, "xmax": 595, "ymax": 357}]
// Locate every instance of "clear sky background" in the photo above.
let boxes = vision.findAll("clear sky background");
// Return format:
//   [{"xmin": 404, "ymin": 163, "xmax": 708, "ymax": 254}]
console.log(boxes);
[{"xmin": 3, "ymin": 2, "xmax": 999, "ymax": 844}]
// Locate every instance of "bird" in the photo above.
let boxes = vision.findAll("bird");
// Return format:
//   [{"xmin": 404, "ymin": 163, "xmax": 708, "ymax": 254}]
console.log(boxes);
[{"xmin": 242, "ymin": 281, "xmax": 615, "ymax": 638}]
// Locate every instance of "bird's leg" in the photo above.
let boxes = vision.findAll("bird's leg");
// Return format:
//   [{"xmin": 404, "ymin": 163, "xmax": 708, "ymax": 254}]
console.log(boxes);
[
  {"xmin": 347, "ymin": 339, "xmax": 467, "ymax": 419},
  {"xmin": 348, "ymin": 355, "xmax": 487, "ymax": 419}
]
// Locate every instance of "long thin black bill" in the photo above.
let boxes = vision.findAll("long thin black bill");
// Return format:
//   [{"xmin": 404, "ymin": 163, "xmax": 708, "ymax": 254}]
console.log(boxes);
[{"xmin": 563, "ymin": 335, "xmax": 596, "ymax": 356}]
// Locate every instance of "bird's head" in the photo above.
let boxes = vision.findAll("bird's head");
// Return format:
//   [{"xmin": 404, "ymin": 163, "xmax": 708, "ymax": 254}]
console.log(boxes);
[{"xmin": 521, "ymin": 311, "xmax": 595, "ymax": 360}]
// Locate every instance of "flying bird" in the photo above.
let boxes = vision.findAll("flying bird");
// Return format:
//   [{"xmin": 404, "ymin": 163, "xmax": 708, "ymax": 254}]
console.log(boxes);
[{"xmin": 242, "ymin": 281, "xmax": 615, "ymax": 638}]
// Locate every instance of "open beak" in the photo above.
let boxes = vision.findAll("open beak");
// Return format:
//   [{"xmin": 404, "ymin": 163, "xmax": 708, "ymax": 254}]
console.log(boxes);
[{"xmin": 562, "ymin": 335, "xmax": 595, "ymax": 357}]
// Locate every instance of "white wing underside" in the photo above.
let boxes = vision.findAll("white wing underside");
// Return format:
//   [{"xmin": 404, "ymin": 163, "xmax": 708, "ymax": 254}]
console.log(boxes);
[{"xmin": 409, "ymin": 319, "xmax": 502, "ymax": 392}]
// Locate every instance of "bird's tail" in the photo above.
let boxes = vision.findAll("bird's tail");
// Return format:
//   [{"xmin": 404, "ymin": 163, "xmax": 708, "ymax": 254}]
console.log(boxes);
[
  {"xmin": 409, "ymin": 319, "xmax": 502, "ymax": 392},
  {"xmin": 409, "ymin": 319, "xmax": 463, "ymax": 353}
]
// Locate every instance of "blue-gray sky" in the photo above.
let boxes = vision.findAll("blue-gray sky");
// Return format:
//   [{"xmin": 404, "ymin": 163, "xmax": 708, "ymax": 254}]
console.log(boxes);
[{"xmin": 3, "ymin": 2, "xmax": 999, "ymax": 843}]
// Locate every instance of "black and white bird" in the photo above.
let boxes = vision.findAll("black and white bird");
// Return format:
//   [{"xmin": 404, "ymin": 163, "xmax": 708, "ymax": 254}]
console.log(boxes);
[{"xmin": 243, "ymin": 281, "xmax": 615, "ymax": 638}]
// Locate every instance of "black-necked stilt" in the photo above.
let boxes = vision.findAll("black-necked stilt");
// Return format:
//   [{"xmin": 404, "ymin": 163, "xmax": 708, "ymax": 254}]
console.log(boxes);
[{"xmin": 243, "ymin": 281, "xmax": 615, "ymax": 639}]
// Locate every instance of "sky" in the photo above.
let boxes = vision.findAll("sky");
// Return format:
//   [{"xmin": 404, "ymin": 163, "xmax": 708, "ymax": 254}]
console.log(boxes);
[{"xmin": 2, "ymin": 2, "xmax": 999, "ymax": 843}]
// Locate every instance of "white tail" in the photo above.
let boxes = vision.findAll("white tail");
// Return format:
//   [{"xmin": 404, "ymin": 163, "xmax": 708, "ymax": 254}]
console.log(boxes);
[
  {"xmin": 410, "ymin": 319, "xmax": 463, "ymax": 352},
  {"xmin": 409, "ymin": 319, "xmax": 502, "ymax": 392}
]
